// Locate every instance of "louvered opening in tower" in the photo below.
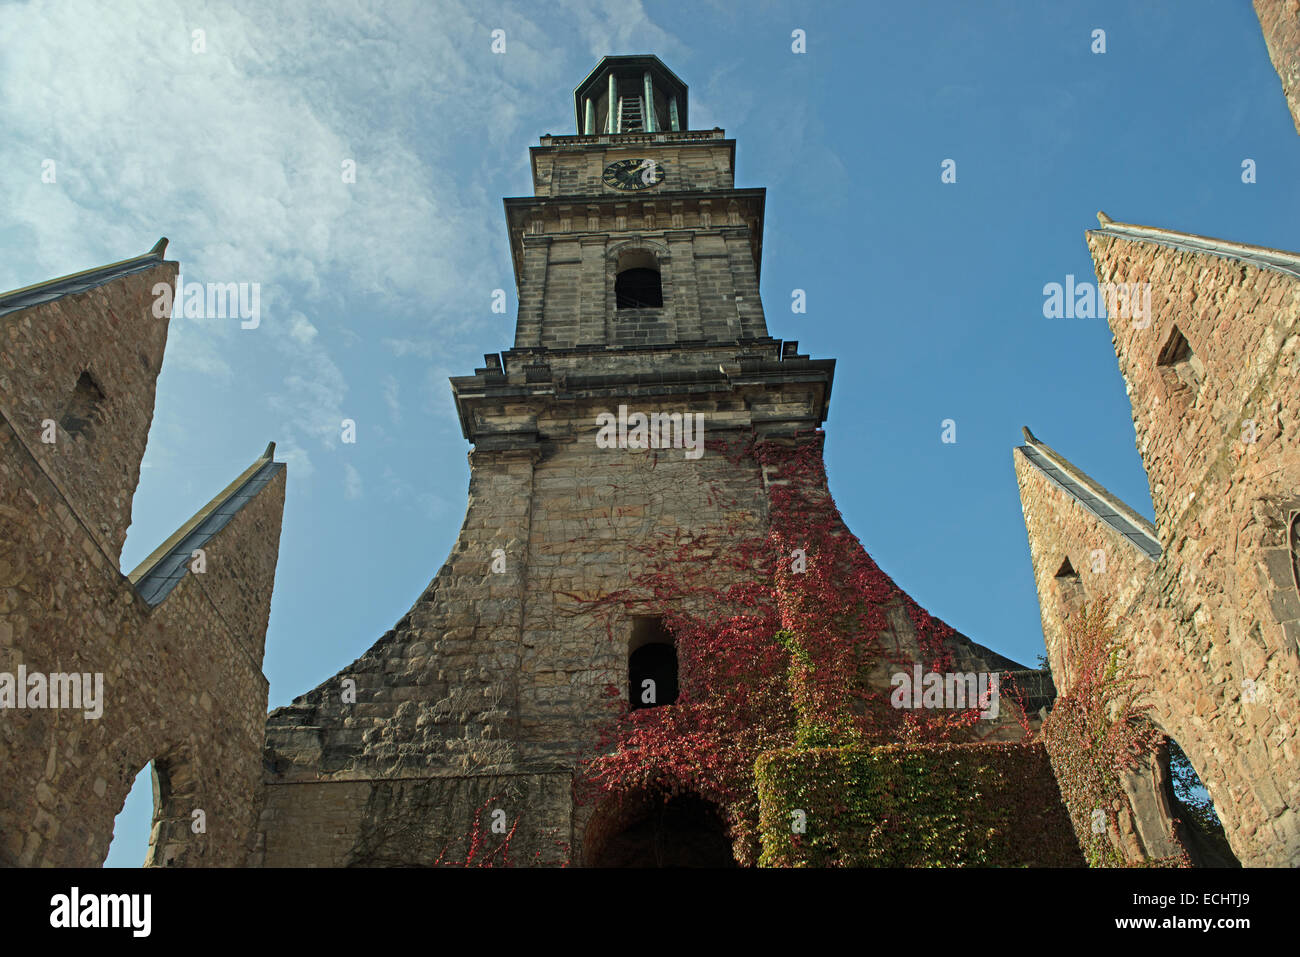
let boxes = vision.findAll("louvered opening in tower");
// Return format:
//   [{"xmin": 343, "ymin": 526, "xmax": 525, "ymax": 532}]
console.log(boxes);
[{"xmin": 615, "ymin": 80, "xmax": 645, "ymax": 133}]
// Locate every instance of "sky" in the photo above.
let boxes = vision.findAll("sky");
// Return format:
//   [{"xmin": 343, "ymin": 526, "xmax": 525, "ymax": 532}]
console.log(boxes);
[{"xmin": 1, "ymin": 0, "xmax": 1296, "ymax": 866}]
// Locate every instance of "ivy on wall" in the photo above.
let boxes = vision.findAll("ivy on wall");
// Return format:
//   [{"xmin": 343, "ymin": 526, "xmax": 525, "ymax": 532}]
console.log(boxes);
[
  {"xmin": 1039, "ymin": 598, "xmax": 1188, "ymax": 867},
  {"xmin": 576, "ymin": 433, "xmax": 1046, "ymax": 865},
  {"xmin": 755, "ymin": 741, "xmax": 1083, "ymax": 867}
]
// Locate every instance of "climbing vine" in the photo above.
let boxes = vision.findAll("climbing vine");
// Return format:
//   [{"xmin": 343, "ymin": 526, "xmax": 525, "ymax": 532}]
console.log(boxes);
[
  {"xmin": 574, "ymin": 431, "xmax": 994, "ymax": 864},
  {"xmin": 1039, "ymin": 597, "xmax": 1186, "ymax": 867},
  {"xmin": 755, "ymin": 741, "xmax": 1082, "ymax": 867}
]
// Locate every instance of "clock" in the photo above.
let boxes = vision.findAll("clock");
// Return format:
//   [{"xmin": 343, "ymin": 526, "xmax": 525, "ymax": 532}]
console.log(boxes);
[{"xmin": 602, "ymin": 158, "xmax": 667, "ymax": 191}]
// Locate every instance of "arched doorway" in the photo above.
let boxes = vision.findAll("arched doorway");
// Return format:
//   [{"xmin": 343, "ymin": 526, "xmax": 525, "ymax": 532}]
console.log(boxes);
[{"xmin": 585, "ymin": 792, "xmax": 736, "ymax": 868}]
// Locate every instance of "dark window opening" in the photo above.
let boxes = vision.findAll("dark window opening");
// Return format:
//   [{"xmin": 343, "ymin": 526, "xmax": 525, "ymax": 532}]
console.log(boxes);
[
  {"xmin": 629, "ymin": 616, "xmax": 677, "ymax": 710},
  {"xmin": 1055, "ymin": 557, "xmax": 1078, "ymax": 580},
  {"xmin": 616, "ymin": 268, "xmax": 662, "ymax": 309},
  {"xmin": 1157, "ymin": 325, "xmax": 1204, "ymax": 395},
  {"xmin": 60, "ymin": 371, "xmax": 105, "ymax": 440}
]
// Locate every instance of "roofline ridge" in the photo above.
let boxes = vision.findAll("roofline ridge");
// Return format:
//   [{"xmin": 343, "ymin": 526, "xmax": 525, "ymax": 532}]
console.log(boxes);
[
  {"xmin": 1087, "ymin": 218, "xmax": 1300, "ymax": 268},
  {"xmin": 1016, "ymin": 428, "xmax": 1159, "ymax": 543},
  {"xmin": 0, "ymin": 238, "xmax": 170, "ymax": 307},
  {"xmin": 127, "ymin": 442, "xmax": 282, "ymax": 587}
]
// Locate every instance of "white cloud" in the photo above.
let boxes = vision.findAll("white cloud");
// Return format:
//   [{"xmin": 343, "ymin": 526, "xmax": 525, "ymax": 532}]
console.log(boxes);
[
  {"xmin": 343, "ymin": 462, "xmax": 363, "ymax": 500},
  {"xmin": 0, "ymin": 0, "xmax": 690, "ymax": 497},
  {"xmin": 289, "ymin": 312, "xmax": 319, "ymax": 346},
  {"xmin": 277, "ymin": 437, "xmax": 314, "ymax": 481},
  {"xmin": 382, "ymin": 374, "xmax": 401, "ymax": 424}
]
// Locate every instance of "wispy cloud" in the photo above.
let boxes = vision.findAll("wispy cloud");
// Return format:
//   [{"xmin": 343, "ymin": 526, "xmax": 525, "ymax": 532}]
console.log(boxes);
[
  {"xmin": 381, "ymin": 374, "xmax": 401, "ymax": 425},
  {"xmin": 343, "ymin": 462, "xmax": 363, "ymax": 500},
  {"xmin": 0, "ymin": 0, "xmax": 675, "ymax": 488}
]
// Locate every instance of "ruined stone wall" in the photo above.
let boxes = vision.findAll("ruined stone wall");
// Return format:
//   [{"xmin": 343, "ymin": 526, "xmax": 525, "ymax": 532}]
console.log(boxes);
[
  {"xmin": 1013, "ymin": 451, "xmax": 1160, "ymax": 683},
  {"xmin": 1256, "ymin": 0, "xmax": 1300, "ymax": 135},
  {"xmin": 0, "ymin": 267, "xmax": 285, "ymax": 867},
  {"xmin": 0, "ymin": 262, "xmax": 173, "ymax": 562},
  {"xmin": 1018, "ymin": 231, "xmax": 1300, "ymax": 866},
  {"xmin": 261, "ymin": 398, "xmax": 777, "ymax": 865},
  {"xmin": 0, "ymin": 420, "xmax": 286, "ymax": 866},
  {"xmin": 1014, "ymin": 451, "xmax": 1191, "ymax": 860}
]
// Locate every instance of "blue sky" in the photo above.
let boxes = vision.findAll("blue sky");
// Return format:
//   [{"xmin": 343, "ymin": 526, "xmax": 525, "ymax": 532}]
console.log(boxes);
[{"xmin": 1, "ymin": 0, "xmax": 1295, "ymax": 866}]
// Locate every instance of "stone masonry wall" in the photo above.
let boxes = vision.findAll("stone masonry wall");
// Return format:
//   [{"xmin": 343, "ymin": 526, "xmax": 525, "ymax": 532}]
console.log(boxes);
[
  {"xmin": 0, "ymin": 262, "xmax": 174, "ymax": 563},
  {"xmin": 1256, "ymin": 0, "xmax": 1300, "ymax": 135},
  {"xmin": 1014, "ymin": 450, "xmax": 1190, "ymax": 859},
  {"xmin": 1013, "ymin": 451, "xmax": 1159, "ymax": 683},
  {"xmin": 1025, "ymin": 230, "xmax": 1300, "ymax": 866},
  {"xmin": 513, "ymin": 215, "xmax": 766, "ymax": 350},
  {"xmin": 263, "ymin": 384, "xmax": 1039, "ymax": 865},
  {"xmin": 0, "ymin": 266, "xmax": 286, "ymax": 866},
  {"xmin": 531, "ymin": 134, "xmax": 735, "ymax": 196}
]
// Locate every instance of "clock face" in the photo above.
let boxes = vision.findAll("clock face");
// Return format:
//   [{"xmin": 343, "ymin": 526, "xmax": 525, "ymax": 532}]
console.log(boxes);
[{"xmin": 602, "ymin": 158, "xmax": 667, "ymax": 191}]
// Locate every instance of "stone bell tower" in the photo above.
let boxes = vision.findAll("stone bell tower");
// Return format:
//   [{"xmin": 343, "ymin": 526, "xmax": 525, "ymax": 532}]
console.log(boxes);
[{"xmin": 259, "ymin": 55, "xmax": 1028, "ymax": 867}]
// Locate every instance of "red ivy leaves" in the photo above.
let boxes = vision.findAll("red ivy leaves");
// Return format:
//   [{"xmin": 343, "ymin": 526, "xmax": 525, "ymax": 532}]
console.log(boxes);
[{"xmin": 576, "ymin": 432, "xmax": 982, "ymax": 865}]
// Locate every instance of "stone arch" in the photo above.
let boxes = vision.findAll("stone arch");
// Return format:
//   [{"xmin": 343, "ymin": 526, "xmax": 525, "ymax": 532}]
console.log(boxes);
[
  {"xmin": 582, "ymin": 789, "xmax": 736, "ymax": 867},
  {"xmin": 143, "ymin": 740, "xmax": 205, "ymax": 867},
  {"xmin": 105, "ymin": 763, "xmax": 154, "ymax": 866},
  {"xmin": 605, "ymin": 239, "xmax": 675, "ymax": 337},
  {"xmin": 607, "ymin": 237, "xmax": 672, "ymax": 265},
  {"xmin": 1123, "ymin": 720, "xmax": 1240, "ymax": 867},
  {"xmin": 615, "ymin": 258, "xmax": 662, "ymax": 308}
]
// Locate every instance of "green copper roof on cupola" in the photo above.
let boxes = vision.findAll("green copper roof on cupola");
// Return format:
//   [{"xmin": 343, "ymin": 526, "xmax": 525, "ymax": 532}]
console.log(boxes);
[{"xmin": 573, "ymin": 54, "xmax": 689, "ymax": 134}]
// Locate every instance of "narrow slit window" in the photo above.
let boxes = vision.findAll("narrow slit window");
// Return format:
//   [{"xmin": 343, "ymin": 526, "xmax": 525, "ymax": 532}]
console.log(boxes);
[
  {"xmin": 61, "ymin": 371, "xmax": 105, "ymax": 440},
  {"xmin": 1157, "ymin": 325, "xmax": 1204, "ymax": 395}
]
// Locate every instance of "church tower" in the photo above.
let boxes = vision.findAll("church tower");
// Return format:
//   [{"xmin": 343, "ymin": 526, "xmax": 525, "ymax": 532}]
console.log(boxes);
[{"xmin": 259, "ymin": 56, "xmax": 1034, "ymax": 868}]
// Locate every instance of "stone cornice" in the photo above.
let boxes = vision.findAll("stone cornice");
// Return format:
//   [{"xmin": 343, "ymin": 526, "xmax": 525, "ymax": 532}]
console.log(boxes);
[{"xmin": 450, "ymin": 351, "xmax": 834, "ymax": 444}]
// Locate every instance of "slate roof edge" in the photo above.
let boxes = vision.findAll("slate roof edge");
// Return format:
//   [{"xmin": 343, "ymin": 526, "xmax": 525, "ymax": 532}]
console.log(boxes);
[
  {"xmin": 1016, "ymin": 427, "xmax": 1161, "ymax": 558},
  {"xmin": 1087, "ymin": 214, "xmax": 1300, "ymax": 279},
  {"xmin": 127, "ymin": 441, "xmax": 281, "ymax": 586},
  {"xmin": 0, "ymin": 238, "xmax": 171, "ymax": 317}
]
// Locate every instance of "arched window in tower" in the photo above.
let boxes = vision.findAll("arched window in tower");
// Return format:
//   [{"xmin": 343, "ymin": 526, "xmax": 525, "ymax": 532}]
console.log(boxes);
[
  {"xmin": 615, "ymin": 250, "xmax": 663, "ymax": 309},
  {"xmin": 628, "ymin": 616, "xmax": 678, "ymax": 710},
  {"xmin": 61, "ymin": 370, "xmax": 105, "ymax": 441}
]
